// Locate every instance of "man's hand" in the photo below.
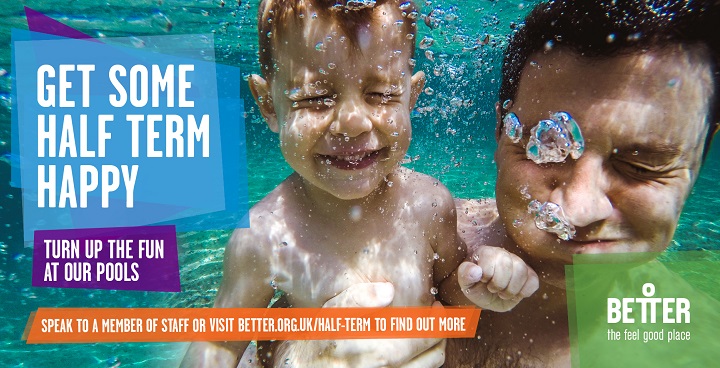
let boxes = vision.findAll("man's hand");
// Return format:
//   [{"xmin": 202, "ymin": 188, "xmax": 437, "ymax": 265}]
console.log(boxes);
[
  {"xmin": 271, "ymin": 283, "xmax": 446, "ymax": 368},
  {"xmin": 458, "ymin": 246, "xmax": 539, "ymax": 312}
]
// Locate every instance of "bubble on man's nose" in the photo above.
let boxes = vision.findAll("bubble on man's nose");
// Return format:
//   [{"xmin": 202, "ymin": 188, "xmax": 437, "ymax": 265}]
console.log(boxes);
[
  {"xmin": 527, "ymin": 200, "xmax": 576, "ymax": 240},
  {"xmin": 503, "ymin": 112, "xmax": 523, "ymax": 143},
  {"xmin": 526, "ymin": 111, "xmax": 584, "ymax": 164}
]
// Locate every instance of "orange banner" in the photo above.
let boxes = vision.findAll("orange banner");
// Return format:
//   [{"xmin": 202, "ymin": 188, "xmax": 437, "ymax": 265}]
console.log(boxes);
[{"xmin": 23, "ymin": 307, "xmax": 481, "ymax": 343}]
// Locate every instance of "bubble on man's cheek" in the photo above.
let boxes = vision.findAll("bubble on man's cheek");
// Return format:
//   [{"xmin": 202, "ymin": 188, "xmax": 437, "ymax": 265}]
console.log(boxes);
[
  {"xmin": 527, "ymin": 200, "xmax": 576, "ymax": 240},
  {"xmin": 525, "ymin": 111, "xmax": 585, "ymax": 164},
  {"xmin": 503, "ymin": 112, "xmax": 523, "ymax": 143}
]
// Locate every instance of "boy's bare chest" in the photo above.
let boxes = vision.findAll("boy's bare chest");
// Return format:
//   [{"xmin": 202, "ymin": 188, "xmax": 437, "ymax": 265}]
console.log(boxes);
[{"xmin": 268, "ymin": 219, "xmax": 437, "ymax": 308}]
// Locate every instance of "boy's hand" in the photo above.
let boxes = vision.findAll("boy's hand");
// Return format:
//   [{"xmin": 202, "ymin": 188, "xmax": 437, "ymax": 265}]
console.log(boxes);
[{"xmin": 458, "ymin": 246, "xmax": 539, "ymax": 312}]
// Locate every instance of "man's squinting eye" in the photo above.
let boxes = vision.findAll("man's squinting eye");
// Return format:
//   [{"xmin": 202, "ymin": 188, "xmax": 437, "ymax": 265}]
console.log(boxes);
[{"xmin": 613, "ymin": 159, "xmax": 671, "ymax": 181}]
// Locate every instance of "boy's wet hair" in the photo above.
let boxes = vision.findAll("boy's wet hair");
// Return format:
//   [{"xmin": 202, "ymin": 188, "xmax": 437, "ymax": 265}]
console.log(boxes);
[
  {"xmin": 499, "ymin": 0, "xmax": 720, "ymax": 158},
  {"xmin": 257, "ymin": 0, "xmax": 418, "ymax": 78}
]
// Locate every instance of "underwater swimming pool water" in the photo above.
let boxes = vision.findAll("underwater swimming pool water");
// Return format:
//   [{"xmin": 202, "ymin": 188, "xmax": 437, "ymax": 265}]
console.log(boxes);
[{"xmin": 0, "ymin": 0, "xmax": 718, "ymax": 367}]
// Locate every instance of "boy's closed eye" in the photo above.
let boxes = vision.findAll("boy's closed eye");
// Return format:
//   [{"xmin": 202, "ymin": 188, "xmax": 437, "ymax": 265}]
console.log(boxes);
[
  {"xmin": 292, "ymin": 95, "xmax": 334, "ymax": 110},
  {"xmin": 365, "ymin": 91, "xmax": 401, "ymax": 105}
]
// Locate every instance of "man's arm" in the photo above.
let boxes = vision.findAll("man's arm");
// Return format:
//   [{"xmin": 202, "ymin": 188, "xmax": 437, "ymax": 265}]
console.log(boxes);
[{"xmin": 181, "ymin": 229, "xmax": 275, "ymax": 367}]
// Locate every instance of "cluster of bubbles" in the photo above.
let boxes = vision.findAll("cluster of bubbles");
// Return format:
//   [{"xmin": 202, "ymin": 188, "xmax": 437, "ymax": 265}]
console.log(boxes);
[
  {"xmin": 525, "ymin": 111, "xmax": 585, "ymax": 164},
  {"xmin": 527, "ymin": 200, "xmax": 576, "ymax": 240},
  {"xmin": 342, "ymin": 0, "xmax": 378, "ymax": 11},
  {"xmin": 503, "ymin": 112, "xmax": 585, "ymax": 239}
]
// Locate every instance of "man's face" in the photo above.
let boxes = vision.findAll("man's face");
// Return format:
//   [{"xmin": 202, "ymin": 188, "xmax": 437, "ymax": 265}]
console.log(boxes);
[
  {"xmin": 495, "ymin": 46, "xmax": 713, "ymax": 285},
  {"xmin": 250, "ymin": 4, "xmax": 424, "ymax": 200}
]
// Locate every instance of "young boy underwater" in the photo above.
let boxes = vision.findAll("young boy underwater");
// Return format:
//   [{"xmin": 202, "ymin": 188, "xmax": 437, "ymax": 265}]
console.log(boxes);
[{"xmin": 182, "ymin": 1, "xmax": 538, "ymax": 366}]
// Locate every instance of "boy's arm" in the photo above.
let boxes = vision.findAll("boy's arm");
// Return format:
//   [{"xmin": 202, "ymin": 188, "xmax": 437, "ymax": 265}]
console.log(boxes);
[
  {"xmin": 181, "ymin": 229, "xmax": 275, "ymax": 368},
  {"xmin": 440, "ymin": 245, "xmax": 539, "ymax": 312}
]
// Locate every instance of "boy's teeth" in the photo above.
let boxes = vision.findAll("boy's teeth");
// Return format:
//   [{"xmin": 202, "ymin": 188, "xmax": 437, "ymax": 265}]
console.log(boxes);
[{"xmin": 338, "ymin": 153, "xmax": 368, "ymax": 161}]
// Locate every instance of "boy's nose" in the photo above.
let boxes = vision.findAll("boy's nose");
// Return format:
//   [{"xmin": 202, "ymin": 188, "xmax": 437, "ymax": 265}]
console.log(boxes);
[
  {"xmin": 329, "ymin": 99, "xmax": 373, "ymax": 137},
  {"xmin": 547, "ymin": 155, "xmax": 613, "ymax": 228}
]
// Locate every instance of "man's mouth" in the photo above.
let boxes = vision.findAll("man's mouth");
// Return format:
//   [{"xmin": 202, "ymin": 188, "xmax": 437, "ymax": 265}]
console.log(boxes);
[
  {"xmin": 318, "ymin": 149, "xmax": 383, "ymax": 170},
  {"xmin": 563, "ymin": 238, "xmax": 629, "ymax": 254}
]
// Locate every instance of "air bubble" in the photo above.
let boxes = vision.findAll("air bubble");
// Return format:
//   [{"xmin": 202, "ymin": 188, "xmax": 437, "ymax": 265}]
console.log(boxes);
[
  {"xmin": 419, "ymin": 36, "xmax": 435, "ymax": 49},
  {"xmin": 430, "ymin": 287, "xmax": 438, "ymax": 295},
  {"xmin": 526, "ymin": 111, "xmax": 584, "ymax": 164},
  {"xmin": 503, "ymin": 112, "xmax": 523, "ymax": 143},
  {"xmin": 544, "ymin": 40, "xmax": 554, "ymax": 51},
  {"xmin": 527, "ymin": 200, "xmax": 576, "ymax": 240},
  {"xmin": 349, "ymin": 206, "xmax": 362, "ymax": 222},
  {"xmin": 425, "ymin": 50, "xmax": 435, "ymax": 61}
]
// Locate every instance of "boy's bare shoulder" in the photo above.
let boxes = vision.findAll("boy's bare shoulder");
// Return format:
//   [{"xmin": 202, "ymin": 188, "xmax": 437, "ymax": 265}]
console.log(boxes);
[
  {"xmin": 226, "ymin": 177, "xmax": 299, "ymax": 256},
  {"xmin": 388, "ymin": 168, "xmax": 458, "ymax": 236},
  {"xmin": 391, "ymin": 167, "xmax": 454, "ymax": 206}
]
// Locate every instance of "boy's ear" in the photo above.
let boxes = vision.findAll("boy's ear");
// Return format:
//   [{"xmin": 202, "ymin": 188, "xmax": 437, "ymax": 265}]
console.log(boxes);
[
  {"xmin": 248, "ymin": 74, "xmax": 279, "ymax": 133},
  {"xmin": 409, "ymin": 71, "xmax": 426, "ymax": 110}
]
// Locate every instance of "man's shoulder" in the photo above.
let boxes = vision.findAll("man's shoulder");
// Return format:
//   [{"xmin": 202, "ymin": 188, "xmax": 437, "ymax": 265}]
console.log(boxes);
[
  {"xmin": 455, "ymin": 198, "xmax": 498, "ymax": 227},
  {"xmin": 455, "ymin": 198, "xmax": 506, "ymax": 253}
]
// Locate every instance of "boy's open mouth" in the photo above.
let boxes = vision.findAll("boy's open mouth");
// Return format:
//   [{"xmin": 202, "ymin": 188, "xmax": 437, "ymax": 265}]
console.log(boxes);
[{"xmin": 318, "ymin": 149, "xmax": 383, "ymax": 170}]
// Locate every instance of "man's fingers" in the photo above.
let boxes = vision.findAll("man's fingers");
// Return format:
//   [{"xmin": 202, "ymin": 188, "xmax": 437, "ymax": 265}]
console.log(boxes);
[
  {"xmin": 323, "ymin": 282, "xmax": 394, "ymax": 308},
  {"xmin": 399, "ymin": 338, "xmax": 446, "ymax": 368}
]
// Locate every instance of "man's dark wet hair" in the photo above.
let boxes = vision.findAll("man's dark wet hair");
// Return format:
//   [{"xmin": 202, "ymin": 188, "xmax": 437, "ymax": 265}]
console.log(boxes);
[{"xmin": 499, "ymin": 0, "xmax": 720, "ymax": 158}]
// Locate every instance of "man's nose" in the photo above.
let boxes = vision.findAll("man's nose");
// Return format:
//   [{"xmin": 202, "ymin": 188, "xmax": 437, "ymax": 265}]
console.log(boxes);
[
  {"xmin": 329, "ymin": 97, "xmax": 373, "ymax": 138},
  {"xmin": 547, "ymin": 155, "xmax": 613, "ymax": 228}
]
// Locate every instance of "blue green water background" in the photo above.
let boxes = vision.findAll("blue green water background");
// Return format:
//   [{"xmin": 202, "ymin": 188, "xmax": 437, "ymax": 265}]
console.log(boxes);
[{"xmin": 0, "ymin": 0, "xmax": 717, "ymax": 367}]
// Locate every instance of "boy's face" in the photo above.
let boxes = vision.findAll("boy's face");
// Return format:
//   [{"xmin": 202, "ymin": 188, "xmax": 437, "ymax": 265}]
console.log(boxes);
[
  {"xmin": 495, "ymin": 46, "xmax": 712, "ymax": 285},
  {"xmin": 250, "ymin": 5, "xmax": 424, "ymax": 200}
]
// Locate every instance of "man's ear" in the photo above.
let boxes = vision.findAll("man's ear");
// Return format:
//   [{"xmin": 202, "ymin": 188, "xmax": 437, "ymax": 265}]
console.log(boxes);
[
  {"xmin": 409, "ymin": 71, "xmax": 426, "ymax": 110},
  {"xmin": 495, "ymin": 101, "xmax": 503, "ymax": 141},
  {"xmin": 248, "ymin": 74, "xmax": 279, "ymax": 133}
]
